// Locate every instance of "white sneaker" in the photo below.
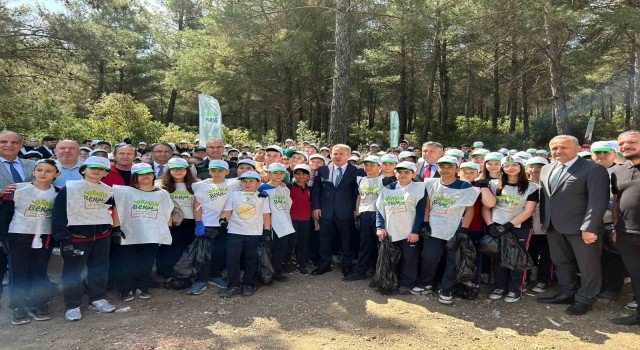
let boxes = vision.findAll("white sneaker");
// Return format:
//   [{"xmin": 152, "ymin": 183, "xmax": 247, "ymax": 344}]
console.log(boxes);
[
  {"xmin": 504, "ymin": 292, "xmax": 521, "ymax": 303},
  {"xmin": 410, "ymin": 285, "xmax": 432, "ymax": 295},
  {"xmin": 89, "ymin": 299, "xmax": 116, "ymax": 313},
  {"xmin": 489, "ymin": 289, "xmax": 505, "ymax": 300},
  {"xmin": 65, "ymin": 307, "xmax": 82, "ymax": 322}
]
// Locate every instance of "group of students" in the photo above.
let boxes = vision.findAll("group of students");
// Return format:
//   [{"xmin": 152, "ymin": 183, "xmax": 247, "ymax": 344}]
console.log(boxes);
[{"xmin": 0, "ymin": 135, "xmax": 635, "ymax": 328}]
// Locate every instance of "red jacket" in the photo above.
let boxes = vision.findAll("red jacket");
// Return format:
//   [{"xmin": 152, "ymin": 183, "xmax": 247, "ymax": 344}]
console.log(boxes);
[
  {"xmin": 102, "ymin": 164, "xmax": 131, "ymax": 187},
  {"xmin": 289, "ymin": 182, "xmax": 311, "ymax": 221}
]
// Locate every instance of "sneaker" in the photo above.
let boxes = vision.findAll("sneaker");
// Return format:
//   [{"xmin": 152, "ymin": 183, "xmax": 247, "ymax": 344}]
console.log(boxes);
[
  {"xmin": 532, "ymin": 282, "xmax": 548, "ymax": 294},
  {"xmin": 242, "ymin": 284, "xmax": 255, "ymax": 297},
  {"xmin": 207, "ymin": 277, "xmax": 228, "ymax": 289},
  {"xmin": 396, "ymin": 286, "xmax": 411, "ymax": 295},
  {"xmin": 119, "ymin": 291, "xmax": 134, "ymax": 302},
  {"xmin": 89, "ymin": 299, "xmax": 116, "ymax": 313},
  {"xmin": 136, "ymin": 288, "xmax": 152, "ymax": 299},
  {"xmin": 489, "ymin": 289, "xmax": 505, "ymax": 300},
  {"xmin": 438, "ymin": 290, "xmax": 454, "ymax": 305},
  {"xmin": 28, "ymin": 305, "xmax": 52, "ymax": 321},
  {"xmin": 273, "ymin": 274, "xmax": 290, "ymax": 282},
  {"xmin": 297, "ymin": 266, "xmax": 309, "ymax": 276},
  {"xmin": 188, "ymin": 282, "xmax": 207, "ymax": 295},
  {"xmin": 504, "ymin": 292, "xmax": 522, "ymax": 303},
  {"xmin": 342, "ymin": 273, "xmax": 366, "ymax": 282},
  {"xmin": 521, "ymin": 282, "xmax": 529, "ymax": 292},
  {"xmin": 65, "ymin": 307, "xmax": 82, "ymax": 322},
  {"xmin": 220, "ymin": 286, "xmax": 241, "ymax": 298},
  {"xmin": 625, "ymin": 300, "xmax": 638, "ymax": 311},
  {"xmin": 12, "ymin": 308, "xmax": 30, "ymax": 325},
  {"xmin": 331, "ymin": 255, "xmax": 341, "ymax": 265},
  {"xmin": 410, "ymin": 285, "xmax": 433, "ymax": 295}
]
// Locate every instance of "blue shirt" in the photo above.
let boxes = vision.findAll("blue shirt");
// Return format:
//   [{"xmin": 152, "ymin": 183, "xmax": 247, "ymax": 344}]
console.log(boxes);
[
  {"xmin": 53, "ymin": 160, "xmax": 84, "ymax": 187},
  {"xmin": 0, "ymin": 156, "xmax": 26, "ymax": 181}
]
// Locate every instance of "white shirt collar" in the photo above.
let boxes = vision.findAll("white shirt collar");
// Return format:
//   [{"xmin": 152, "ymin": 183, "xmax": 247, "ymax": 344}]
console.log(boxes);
[
  {"xmin": 558, "ymin": 156, "xmax": 579, "ymax": 168},
  {"xmin": 0, "ymin": 156, "xmax": 19, "ymax": 163}
]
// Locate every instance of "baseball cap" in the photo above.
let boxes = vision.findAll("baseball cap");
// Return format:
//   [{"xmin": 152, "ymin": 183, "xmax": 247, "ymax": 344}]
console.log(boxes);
[
  {"xmin": 293, "ymin": 164, "xmax": 311, "ymax": 173},
  {"xmin": 508, "ymin": 149, "xmax": 518, "ymax": 156},
  {"xmin": 265, "ymin": 145, "xmax": 283, "ymax": 155},
  {"xmin": 83, "ymin": 156, "xmax": 111, "ymax": 170},
  {"xmin": 460, "ymin": 162, "xmax": 479, "ymax": 171},
  {"xmin": 228, "ymin": 148, "xmax": 240, "ymax": 153},
  {"xmin": 471, "ymin": 148, "xmax": 490, "ymax": 156},
  {"xmin": 484, "ymin": 152, "xmax": 504, "ymax": 162},
  {"xmin": 97, "ymin": 140, "xmax": 112, "ymax": 146},
  {"xmin": 380, "ymin": 154, "xmax": 399, "ymax": 164},
  {"xmin": 473, "ymin": 141, "xmax": 484, "ymax": 148},
  {"xmin": 293, "ymin": 151, "xmax": 308, "ymax": 160},
  {"xmin": 168, "ymin": 158, "xmax": 189, "ymax": 169},
  {"xmin": 498, "ymin": 148, "xmax": 509, "ymax": 155},
  {"xmin": 578, "ymin": 151, "xmax": 592, "ymax": 158},
  {"xmin": 445, "ymin": 149, "xmax": 464, "ymax": 158},
  {"xmin": 193, "ymin": 146, "xmax": 205, "ymax": 152},
  {"xmin": 208, "ymin": 159, "xmax": 229, "ymax": 170},
  {"xmin": 348, "ymin": 155, "xmax": 360, "ymax": 162},
  {"xmin": 436, "ymin": 156, "xmax": 459, "ymax": 166},
  {"xmin": 35, "ymin": 159, "xmax": 62, "ymax": 172},
  {"xmin": 79, "ymin": 147, "xmax": 91, "ymax": 152},
  {"xmin": 526, "ymin": 157, "xmax": 549, "ymax": 166},
  {"xmin": 285, "ymin": 138, "xmax": 294, "ymax": 143},
  {"xmin": 180, "ymin": 152, "xmax": 190, "ymax": 157},
  {"xmin": 370, "ymin": 143, "xmax": 379, "ymax": 148},
  {"xmin": 591, "ymin": 141, "xmax": 614, "ymax": 152},
  {"xmin": 268, "ymin": 163, "xmax": 287, "ymax": 173},
  {"xmin": 535, "ymin": 149, "xmax": 549, "ymax": 156},
  {"xmin": 501, "ymin": 156, "xmax": 525, "ymax": 166},
  {"xmin": 398, "ymin": 151, "xmax": 417, "ymax": 160},
  {"xmin": 395, "ymin": 161, "xmax": 417, "ymax": 172},
  {"xmin": 361, "ymin": 155, "xmax": 382, "ymax": 165},
  {"xmin": 526, "ymin": 148, "xmax": 538, "ymax": 154},
  {"xmin": 319, "ymin": 146, "xmax": 330, "ymax": 152},
  {"xmin": 180, "ymin": 140, "xmax": 188, "ymax": 144},
  {"xmin": 309, "ymin": 154, "xmax": 326, "ymax": 163},
  {"xmin": 132, "ymin": 163, "xmax": 154, "ymax": 174},
  {"xmin": 89, "ymin": 149, "xmax": 108, "ymax": 156},
  {"xmin": 515, "ymin": 151, "xmax": 532, "ymax": 160},
  {"xmin": 224, "ymin": 144, "xmax": 232, "ymax": 148},
  {"xmin": 138, "ymin": 141, "xmax": 147, "ymax": 145},
  {"xmin": 237, "ymin": 159, "xmax": 257, "ymax": 169},
  {"xmin": 24, "ymin": 150, "xmax": 43, "ymax": 159},
  {"xmin": 351, "ymin": 151, "xmax": 361, "ymax": 156},
  {"xmin": 238, "ymin": 170, "xmax": 261, "ymax": 180}
]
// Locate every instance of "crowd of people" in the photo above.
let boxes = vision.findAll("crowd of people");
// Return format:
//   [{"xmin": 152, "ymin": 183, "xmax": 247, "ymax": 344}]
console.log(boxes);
[{"xmin": 0, "ymin": 131, "xmax": 639, "ymax": 328}]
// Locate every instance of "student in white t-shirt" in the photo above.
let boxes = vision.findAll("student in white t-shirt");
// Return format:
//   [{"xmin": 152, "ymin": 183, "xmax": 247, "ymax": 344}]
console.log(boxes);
[{"xmin": 219, "ymin": 171, "xmax": 271, "ymax": 298}]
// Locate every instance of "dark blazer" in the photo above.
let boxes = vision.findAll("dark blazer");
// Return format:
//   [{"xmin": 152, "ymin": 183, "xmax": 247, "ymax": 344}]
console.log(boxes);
[
  {"xmin": 311, "ymin": 163, "xmax": 364, "ymax": 220},
  {"xmin": 414, "ymin": 159, "xmax": 440, "ymax": 181},
  {"xmin": 35, "ymin": 146, "xmax": 54, "ymax": 159},
  {"xmin": 194, "ymin": 158, "xmax": 237, "ymax": 179},
  {"xmin": 539, "ymin": 157, "xmax": 610, "ymax": 235}
]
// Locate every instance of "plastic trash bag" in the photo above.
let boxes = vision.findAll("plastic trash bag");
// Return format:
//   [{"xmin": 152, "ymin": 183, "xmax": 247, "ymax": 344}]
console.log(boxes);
[
  {"xmin": 257, "ymin": 238, "xmax": 275, "ymax": 285},
  {"xmin": 455, "ymin": 234, "xmax": 476, "ymax": 283},
  {"xmin": 478, "ymin": 234, "xmax": 500, "ymax": 257},
  {"xmin": 454, "ymin": 282, "xmax": 480, "ymax": 300},
  {"xmin": 373, "ymin": 236, "xmax": 400, "ymax": 295},
  {"xmin": 602, "ymin": 224, "xmax": 619, "ymax": 255},
  {"xmin": 499, "ymin": 232, "xmax": 533, "ymax": 271},
  {"xmin": 166, "ymin": 277, "xmax": 193, "ymax": 290},
  {"xmin": 172, "ymin": 236, "xmax": 212, "ymax": 280}
]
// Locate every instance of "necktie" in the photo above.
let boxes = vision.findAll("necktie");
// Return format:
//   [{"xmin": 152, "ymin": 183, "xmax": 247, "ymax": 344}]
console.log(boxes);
[
  {"xmin": 335, "ymin": 167, "xmax": 343, "ymax": 186},
  {"xmin": 157, "ymin": 165, "xmax": 165, "ymax": 178},
  {"xmin": 5, "ymin": 161, "xmax": 23, "ymax": 183},
  {"xmin": 549, "ymin": 164, "xmax": 565, "ymax": 191},
  {"xmin": 423, "ymin": 164, "xmax": 432, "ymax": 179}
]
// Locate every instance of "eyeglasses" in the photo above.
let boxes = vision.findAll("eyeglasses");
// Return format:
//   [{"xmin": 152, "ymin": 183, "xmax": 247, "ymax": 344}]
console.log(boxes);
[
  {"xmin": 154, "ymin": 150, "xmax": 172, "ymax": 154},
  {"xmin": 206, "ymin": 146, "xmax": 223, "ymax": 149}
]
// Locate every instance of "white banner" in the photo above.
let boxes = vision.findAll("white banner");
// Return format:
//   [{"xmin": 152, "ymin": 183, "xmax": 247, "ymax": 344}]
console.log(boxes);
[
  {"xmin": 390, "ymin": 111, "xmax": 399, "ymax": 148},
  {"xmin": 198, "ymin": 94, "xmax": 222, "ymax": 145}
]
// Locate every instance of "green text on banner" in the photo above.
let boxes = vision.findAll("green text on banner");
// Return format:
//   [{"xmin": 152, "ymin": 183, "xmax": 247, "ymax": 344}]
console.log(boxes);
[
  {"xmin": 390, "ymin": 111, "xmax": 399, "ymax": 148},
  {"xmin": 198, "ymin": 94, "xmax": 222, "ymax": 145}
]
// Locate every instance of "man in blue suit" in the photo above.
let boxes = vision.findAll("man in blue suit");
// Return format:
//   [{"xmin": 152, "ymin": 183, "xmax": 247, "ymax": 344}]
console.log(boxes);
[{"xmin": 311, "ymin": 144, "xmax": 364, "ymax": 276}]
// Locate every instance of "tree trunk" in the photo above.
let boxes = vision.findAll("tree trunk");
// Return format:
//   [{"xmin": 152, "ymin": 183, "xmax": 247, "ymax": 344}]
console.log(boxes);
[
  {"xmin": 97, "ymin": 60, "xmax": 105, "ymax": 99},
  {"xmin": 328, "ymin": 0, "xmax": 351, "ymax": 144},
  {"xmin": 492, "ymin": 44, "xmax": 500, "ymax": 129},
  {"xmin": 634, "ymin": 32, "xmax": 640, "ymax": 129},
  {"xmin": 399, "ymin": 36, "xmax": 408, "ymax": 139},
  {"xmin": 509, "ymin": 46, "xmax": 518, "ymax": 132},
  {"xmin": 521, "ymin": 69, "xmax": 530, "ymax": 137},
  {"xmin": 464, "ymin": 52, "xmax": 473, "ymax": 118},
  {"xmin": 626, "ymin": 48, "xmax": 635, "ymax": 128},
  {"xmin": 600, "ymin": 94, "xmax": 606, "ymax": 120},
  {"xmin": 609, "ymin": 93, "xmax": 614, "ymax": 120},
  {"xmin": 544, "ymin": 2, "xmax": 571, "ymax": 135},
  {"xmin": 589, "ymin": 92, "xmax": 594, "ymax": 119},
  {"xmin": 439, "ymin": 39, "xmax": 449, "ymax": 132},
  {"xmin": 407, "ymin": 60, "xmax": 416, "ymax": 133},
  {"xmin": 166, "ymin": 89, "xmax": 177, "ymax": 124},
  {"xmin": 422, "ymin": 8, "xmax": 441, "ymax": 141},
  {"xmin": 367, "ymin": 90, "xmax": 377, "ymax": 129}
]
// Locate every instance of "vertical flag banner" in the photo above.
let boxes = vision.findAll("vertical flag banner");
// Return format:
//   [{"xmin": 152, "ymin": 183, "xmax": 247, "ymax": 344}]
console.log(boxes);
[
  {"xmin": 198, "ymin": 94, "xmax": 222, "ymax": 145},
  {"xmin": 390, "ymin": 111, "xmax": 399, "ymax": 148},
  {"xmin": 582, "ymin": 116, "xmax": 596, "ymax": 150}
]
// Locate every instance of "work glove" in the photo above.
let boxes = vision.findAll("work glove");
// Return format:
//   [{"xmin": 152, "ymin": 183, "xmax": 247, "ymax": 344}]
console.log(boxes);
[
  {"xmin": 261, "ymin": 229, "xmax": 272, "ymax": 242},
  {"xmin": 354, "ymin": 215, "xmax": 361, "ymax": 231},
  {"xmin": 474, "ymin": 179, "xmax": 490, "ymax": 188},
  {"xmin": 489, "ymin": 222, "xmax": 514, "ymax": 236},
  {"xmin": 59, "ymin": 239, "xmax": 76, "ymax": 257},
  {"xmin": 420, "ymin": 222, "xmax": 432, "ymax": 237},
  {"xmin": 219, "ymin": 217, "xmax": 228, "ymax": 229},
  {"xmin": 111, "ymin": 227, "xmax": 126, "ymax": 245},
  {"xmin": 195, "ymin": 221, "xmax": 206, "ymax": 237}
]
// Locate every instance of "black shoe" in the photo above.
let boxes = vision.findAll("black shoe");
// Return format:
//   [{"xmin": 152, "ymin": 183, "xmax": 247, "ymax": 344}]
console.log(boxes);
[
  {"xmin": 242, "ymin": 285, "xmax": 255, "ymax": 297},
  {"xmin": 297, "ymin": 266, "xmax": 309, "ymax": 276},
  {"xmin": 311, "ymin": 265, "xmax": 332, "ymax": 276},
  {"xmin": 12, "ymin": 308, "xmax": 30, "ymax": 325},
  {"xmin": 396, "ymin": 286, "xmax": 411, "ymax": 295},
  {"xmin": 220, "ymin": 287, "xmax": 241, "ymax": 298},
  {"xmin": 119, "ymin": 291, "xmax": 134, "ymax": 302},
  {"xmin": 341, "ymin": 266, "xmax": 353, "ymax": 276},
  {"xmin": 611, "ymin": 313, "xmax": 640, "ymax": 325},
  {"xmin": 598, "ymin": 289, "xmax": 619, "ymax": 302},
  {"xmin": 282, "ymin": 262, "xmax": 295, "ymax": 274},
  {"xmin": 565, "ymin": 302, "xmax": 593, "ymax": 315},
  {"xmin": 273, "ymin": 274, "xmax": 290, "ymax": 282},
  {"xmin": 28, "ymin": 305, "xmax": 52, "ymax": 321},
  {"xmin": 537, "ymin": 293, "xmax": 575, "ymax": 304},
  {"xmin": 136, "ymin": 288, "xmax": 152, "ymax": 299},
  {"xmin": 342, "ymin": 273, "xmax": 367, "ymax": 282}
]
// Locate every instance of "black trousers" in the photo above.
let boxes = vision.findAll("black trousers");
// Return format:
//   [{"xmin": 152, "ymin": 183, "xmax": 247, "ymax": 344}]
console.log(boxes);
[
  {"xmin": 226, "ymin": 233, "xmax": 260, "ymax": 287},
  {"xmin": 209, "ymin": 227, "xmax": 227, "ymax": 280},
  {"xmin": 0, "ymin": 245, "xmax": 7, "ymax": 297},
  {"xmin": 7, "ymin": 234, "xmax": 51, "ymax": 309},
  {"xmin": 354, "ymin": 212, "xmax": 377, "ymax": 276},
  {"xmin": 272, "ymin": 231, "xmax": 296, "ymax": 275},
  {"xmin": 547, "ymin": 228, "xmax": 602, "ymax": 305},
  {"xmin": 114, "ymin": 243, "xmax": 159, "ymax": 294},
  {"xmin": 197, "ymin": 227, "xmax": 224, "ymax": 282},
  {"xmin": 394, "ymin": 239, "xmax": 419, "ymax": 288},
  {"xmin": 318, "ymin": 216, "xmax": 353, "ymax": 269},
  {"xmin": 418, "ymin": 236, "xmax": 456, "ymax": 292},
  {"xmin": 492, "ymin": 228, "xmax": 532, "ymax": 294},
  {"xmin": 308, "ymin": 223, "xmax": 321, "ymax": 266},
  {"xmin": 616, "ymin": 231, "xmax": 640, "ymax": 303},
  {"xmin": 292, "ymin": 220, "xmax": 311, "ymax": 269},
  {"xmin": 601, "ymin": 250, "xmax": 626, "ymax": 295},
  {"xmin": 156, "ymin": 219, "xmax": 196, "ymax": 278},
  {"xmin": 468, "ymin": 230, "xmax": 485, "ymax": 284},
  {"xmin": 62, "ymin": 236, "xmax": 110, "ymax": 309},
  {"xmin": 528, "ymin": 234, "xmax": 553, "ymax": 283}
]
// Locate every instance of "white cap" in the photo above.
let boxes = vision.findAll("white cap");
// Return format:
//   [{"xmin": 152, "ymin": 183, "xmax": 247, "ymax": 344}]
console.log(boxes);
[
  {"xmin": 526, "ymin": 148, "xmax": 538, "ymax": 154},
  {"xmin": 224, "ymin": 144, "xmax": 233, "ymax": 148},
  {"xmin": 293, "ymin": 164, "xmax": 312, "ymax": 173},
  {"xmin": 484, "ymin": 152, "xmax": 505, "ymax": 162},
  {"xmin": 536, "ymin": 149, "xmax": 549, "ymax": 156},
  {"xmin": 168, "ymin": 158, "xmax": 189, "ymax": 168},
  {"xmin": 460, "ymin": 162, "xmax": 479, "ymax": 171},
  {"xmin": 237, "ymin": 159, "xmax": 257, "ymax": 168},
  {"xmin": 83, "ymin": 156, "xmax": 111, "ymax": 170},
  {"xmin": 498, "ymin": 148, "xmax": 509, "ymax": 155},
  {"xmin": 35, "ymin": 159, "xmax": 62, "ymax": 172},
  {"xmin": 578, "ymin": 151, "xmax": 592, "ymax": 158},
  {"xmin": 591, "ymin": 141, "xmax": 615, "ymax": 152},
  {"xmin": 265, "ymin": 145, "xmax": 283, "ymax": 155},
  {"xmin": 471, "ymin": 148, "xmax": 490, "ymax": 156},
  {"xmin": 132, "ymin": 163, "xmax": 154, "ymax": 174},
  {"xmin": 238, "ymin": 170, "xmax": 261, "ymax": 180},
  {"xmin": 436, "ymin": 156, "xmax": 459, "ymax": 166},
  {"xmin": 139, "ymin": 141, "xmax": 147, "ymax": 145},
  {"xmin": 399, "ymin": 151, "xmax": 416, "ymax": 160},
  {"xmin": 293, "ymin": 151, "xmax": 308, "ymax": 160},
  {"xmin": 445, "ymin": 149, "xmax": 464, "ymax": 158},
  {"xmin": 361, "ymin": 155, "xmax": 382, "ymax": 165},
  {"xmin": 515, "ymin": 151, "xmax": 532, "ymax": 160},
  {"xmin": 208, "ymin": 159, "xmax": 229, "ymax": 170},
  {"xmin": 180, "ymin": 152, "xmax": 190, "ymax": 157},
  {"xmin": 473, "ymin": 141, "xmax": 484, "ymax": 148},
  {"xmin": 89, "ymin": 148, "xmax": 108, "ymax": 156},
  {"xmin": 380, "ymin": 154, "xmax": 399, "ymax": 163},
  {"xmin": 370, "ymin": 143, "xmax": 379, "ymax": 148},
  {"xmin": 500, "ymin": 156, "xmax": 525, "ymax": 166},
  {"xmin": 285, "ymin": 138, "xmax": 294, "ymax": 143},
  {"xmin": 267, "ymin": 163, "xmax": 287, "ymax": 172},
  {"xmin": 395, "ymin": 161, "xmax": 417, "ymax": 172},
  {"xmin": 348, "ymin": 156, "xmax": 360, "ymax": 162},
  {"xmin": 320, "ymin": 146, "xmax": 330, "ymax": 152},
  {"xmin": 180, "ymin": 140, "xmax": 188, "ymax": 144},
  {"xmin": 309, "ymin": 154, "xmax": 326, "ymax": 163},
  {"xmin": 526, "ymin": 157, "xmax": 549, "ymax": 166}
]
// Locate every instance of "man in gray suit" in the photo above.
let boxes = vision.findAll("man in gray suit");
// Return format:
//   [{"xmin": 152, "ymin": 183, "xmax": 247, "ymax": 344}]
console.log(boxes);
[
  {"xmin": 538, "ymin": 135, "xmax": 610, "ymax": 315},
  {"xmin": 0, "ymin": 130, "xmax": 36, "ymax": 305}
]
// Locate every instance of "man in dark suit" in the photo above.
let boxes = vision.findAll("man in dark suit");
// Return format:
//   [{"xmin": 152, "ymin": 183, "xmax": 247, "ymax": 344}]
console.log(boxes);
[
  {"xmin": 194, "ymin": 139, "xmax": 237, "ymax": 179},
  {"xmin": 414, "ymin": 141, "xmax": 443, "ymax": 181},
  {"xmin": 36, "ymin": 136, "xmax": 58, "ymax": 159},
  {"xmin": 311, "ymin": 144, "xmax": 364, "ymax": 276},
  {"xmin": 538, "ymin": 135, "xmax": 610, "ymax": 315}
]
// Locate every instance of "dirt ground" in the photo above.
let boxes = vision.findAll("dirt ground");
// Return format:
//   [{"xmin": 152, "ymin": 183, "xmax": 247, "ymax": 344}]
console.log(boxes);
[{"xmin": 1, "ymin": 256, "xmax": 639, "ymax": 350}]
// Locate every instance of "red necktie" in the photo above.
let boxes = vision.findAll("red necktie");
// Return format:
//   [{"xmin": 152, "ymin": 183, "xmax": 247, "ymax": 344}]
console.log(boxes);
[{"xmin": 423, "ymin": 164, "xmax": 431, "ymax": 179}]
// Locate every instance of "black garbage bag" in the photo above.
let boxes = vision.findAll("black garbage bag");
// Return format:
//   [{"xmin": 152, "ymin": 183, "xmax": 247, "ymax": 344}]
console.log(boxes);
[
  {"xmin": 455, "ymin": 234, "xmax": 477, "ymax": 283},
  {"xmin": 602, "ymin": 224, "xmax": 619, "ymax": 255},
  {"xmin": 373, "ymin": 236, "xmax": 401, "ymax": 295},
  {"xmin": 499, "ymin": 232, "xmax": 533, "ymax": 271},
  {"xmin": 257, "ymin": 239, "xmax": 275, "ymax": 285},
  {"xmin": 478, "ymin": 234, "xmax": 500, "ymax": 257},
  {"xmin": 453, "ymin": 282, "xmax": 480, "ymax": 300},
  {"xmin": 172, "ymin": 236, "xmax": 212, "ymax": 280},
  {"xmin": 166, "ymin": 277, "xmax": 193, "ymax": 290}
]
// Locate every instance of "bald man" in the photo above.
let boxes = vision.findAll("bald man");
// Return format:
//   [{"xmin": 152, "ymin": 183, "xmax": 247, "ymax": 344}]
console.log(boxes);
[{"xmin": 52, "ymin": 140, "xmax": 82, "ymax": 187}]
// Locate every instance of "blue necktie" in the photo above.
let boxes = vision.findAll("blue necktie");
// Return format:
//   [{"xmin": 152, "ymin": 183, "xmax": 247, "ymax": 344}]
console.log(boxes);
[
  {"xmin": 335, "ymin": 167, "xmax": 343, "ymax": 186},
  {"xmin": 5, "ymin": 161, "xmax": 23, "ymax": 183},
  {"xmin": 549, "ymin": 164, "xmax": 565, "ymax": 191},
  {"xmin": 157, "ymin": 165, "xmax": 164, "ymax": 178}
]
